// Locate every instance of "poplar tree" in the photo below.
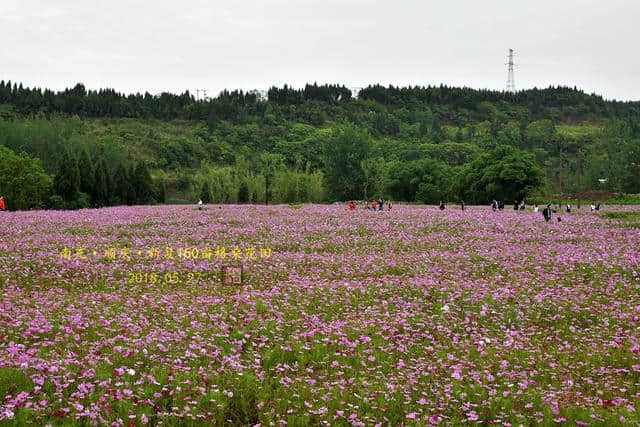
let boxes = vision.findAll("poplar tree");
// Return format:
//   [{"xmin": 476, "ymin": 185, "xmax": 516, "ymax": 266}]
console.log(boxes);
[
  {"xmin": 77, "ymin": 149, "xmax": 93, "ymax": 195},
  {"xmin": 53, "ymin": 150, "xmax": 80, "ymax": 203},
  {"xmin": 133, "ymin": 162, "xmax": 153, "ymax": 204},
  {"xmin": 92, "ymin": 159, "xmax": 108, "ymax": 207}
]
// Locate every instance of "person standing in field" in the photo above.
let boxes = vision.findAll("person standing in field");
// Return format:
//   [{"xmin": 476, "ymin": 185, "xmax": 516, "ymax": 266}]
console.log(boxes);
[
  {"xmin": 387, "ymin": 200, "xmax": 392, "ymax": 211},
  {"xmin": 439, "ymin": 201, "xmax": 445, "ymax": 210},
  {"xmin": 461, "ymin": 200, "xmax": 465, "ymax": 211},
  {"xmin": 543, "ymin": 204, "xmax": 552, "ymax": 222},
  {"xmin": 197, "ymin": 199, "xmax": 203, "ymax": 210},
  {"xmin": 0, "ymin": 196, "xmax": 5, "ymax": 211},
  {"xmin": 491, "ymin": 199, "xmax": 498, "ymax": 212},
  {"xmin": 378, "ymin": 198, "xmax": 384, "ymax": 211}
]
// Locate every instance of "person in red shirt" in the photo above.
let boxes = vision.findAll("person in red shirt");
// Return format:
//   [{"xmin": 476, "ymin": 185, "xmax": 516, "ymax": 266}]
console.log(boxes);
[
  {"xmin": 348, "ymin": 201, "xmax": 356, "ymax": 210},
  {"xmin": 0, "ymin": 196, "xmax": 5, "ymax": 211},
  {"xmin": 387, "ymin": 200, "xmax": 392, "ymax": 210}
]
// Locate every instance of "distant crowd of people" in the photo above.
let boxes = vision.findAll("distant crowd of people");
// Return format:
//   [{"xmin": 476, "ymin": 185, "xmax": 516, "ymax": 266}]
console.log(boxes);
[
  {"xmin": 488, "ymin": 198, "xmax": 603, "ymax": 223},
  {"xmin": 344, "ymin": 198, "xmax": 604, "ymax": 221},
  {"xmin": 346, "ymin": 200, "xmax": 468, "ymax": 211},
  {"xmin": 0, "ymin": 191, "xmax": 610, "ymax": 217},
  {"xmin": 347, "ymin": 199, "xmax": 393, "ymax": 211}
]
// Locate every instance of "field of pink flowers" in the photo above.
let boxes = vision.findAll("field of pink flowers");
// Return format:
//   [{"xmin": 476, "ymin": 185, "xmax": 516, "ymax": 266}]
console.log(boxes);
[{"xmin": 0, "ymin": 204, "xmax": 639, "ymax": 426}]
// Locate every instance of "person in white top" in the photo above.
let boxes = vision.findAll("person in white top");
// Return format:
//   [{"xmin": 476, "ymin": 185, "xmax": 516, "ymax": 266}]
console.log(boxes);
[{"xmin": 198, "ymin": 199, "xmax": 203, "ymax": 210}]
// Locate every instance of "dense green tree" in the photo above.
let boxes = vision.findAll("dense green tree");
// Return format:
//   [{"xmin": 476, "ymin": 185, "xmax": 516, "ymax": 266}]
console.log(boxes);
[
  {"xmin": 238, "ymin": 180, "xmax": 249, "ymax": 203},
  {"xmin": 155, "ymin": 179, "xmax": 166, "ymax": 204},
  {"xmin": 387, "ymin": 158, "xmax": 453, "ymax": 203},
  {"xmin": 431, "ymin": 116, "xmax": 444, "ymax": 143},
  {"xmin": 126, "ymin": 165, "xmax": 137, "ymax": 205},
  {"xmin": 105, "ymin": 163, "xmax": 114, "ymax": 205},
  {"xmin": 455, "ymin": 127, "xmax": 464, "ymax": 142},
  {"xmin": 457, "ymin": 146, "xmax": 545, "ymax": 204},
  {"xmin": 200, "ymin": 181, "xmax": 211, "ymax": 203},
  {"xmin": 421, "ymin": 142, "xmax": 480, "ymax": 166},
  {"xmin": 133, "ymin": 162, "xmax": 153, "ymax": 204},
  {"xmin": 621, "ymin": 139, "xmax": 640, "ymax": 193},
  {"xmin": 323, "ymin": 124, "xmax": 371, "ymax": 201},
  {"xmin": 92, "ymin": 159, "xmax": 109, "ymax": 207},
  {"xmin": 525, "ymin": 120, "xmax": 556, "ymax": 149},
  {"xmin": 595, "ymin": 120, "xmax": 640, "ymax": 194},
  {"xmin": 496, "ymin": 121, "xmax": 521, "ymax": 147},
  {"xmin": 113, "ymin": 164, "xmax": 132, "ymax": 205},
  {"xmin": 259, "ymin": 153, "xmax": 285, "ymax": 205},
  {"xmin": 53, "ymin": 150, "xmax": 80, "ymax": 203},
  {"xmin": 361, "ymin": 157, "xmax": 388, "ymax": 200},
  {"xmin": 0, "ymin": 145, "xmax": 52, "ymax": 210},
  {"xmin": 77, "ymin": 149, "xmax": 94, "ymax": 195}
]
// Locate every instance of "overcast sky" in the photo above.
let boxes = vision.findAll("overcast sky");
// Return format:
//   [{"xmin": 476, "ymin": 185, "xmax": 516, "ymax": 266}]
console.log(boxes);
[{"xmin": 1, "ymin": 0, "xmax": 639, "ymax": 101}]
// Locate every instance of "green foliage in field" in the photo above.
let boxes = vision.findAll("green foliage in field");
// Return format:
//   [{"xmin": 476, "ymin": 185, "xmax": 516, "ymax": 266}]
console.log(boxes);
[
  {"xmin": 604, "ymin": 194, "xmax": 640, "ymax": 205},
  {"xmin": 0, "ymin": 145, "xmax": 51, "ymax": 210},
  {"xmin": 600, "ymin": 211, "xmax": 640, "ymax": 221},
  {"xmin": 458, "ymin": 146, "xmax": 546, "ymax": 203}
]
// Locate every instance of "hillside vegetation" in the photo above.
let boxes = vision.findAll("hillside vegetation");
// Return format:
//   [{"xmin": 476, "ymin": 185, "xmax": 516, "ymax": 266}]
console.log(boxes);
[{"xmin": 0, "ymin": 81, "xmax": 639, "ymax": 209}]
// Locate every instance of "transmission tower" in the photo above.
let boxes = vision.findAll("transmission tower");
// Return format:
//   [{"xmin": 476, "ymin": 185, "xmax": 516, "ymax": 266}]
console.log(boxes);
[
  {"xmin": 195, "ymin": 89, "xmax": 208, "ymax": 101},
  {"xmin": 506, "ymin": 49, "xmax": 516, "ymax": 93},
  {"xmin": 349, "ymin": 86, "xmax": 363, "ymax": 99}
]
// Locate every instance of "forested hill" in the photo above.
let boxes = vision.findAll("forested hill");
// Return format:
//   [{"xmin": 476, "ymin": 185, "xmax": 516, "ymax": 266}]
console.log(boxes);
[
  {"xmin": 0, "ymin": 80, "xmax": 639, "ymax": 211},
  {"xmin": 1, "ymin": 81, "xmax": 639, "ymax": 123}
]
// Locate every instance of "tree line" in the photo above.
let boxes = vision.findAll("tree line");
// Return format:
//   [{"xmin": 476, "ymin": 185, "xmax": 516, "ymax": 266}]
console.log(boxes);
[
  {"xmin": 51, "ymin": 149, "xmax": 163, "ymax": 209},
  {"xmin": 2, "ymin": 80, "xmax": 638, "ymax": 124},
  {"xmin": 0, "ymin": 143, "xmax": 162, "ymax": 210}
]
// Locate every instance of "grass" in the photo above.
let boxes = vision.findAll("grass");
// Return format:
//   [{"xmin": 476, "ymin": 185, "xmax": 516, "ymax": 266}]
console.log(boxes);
[
  {"xmin": 0, "ymin": 367, "xmax": 33, "ymax": 398},
  {"xmin": 64, "ymin": 226, "xmax": 94, "ymax": 235},
  {"xmin": 603, "ymin": 194, "xmax": 640, "ymax": 205},
  {"xmin": 600, "ymin": 211, "xmax": 640, "ymax": 221}
]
